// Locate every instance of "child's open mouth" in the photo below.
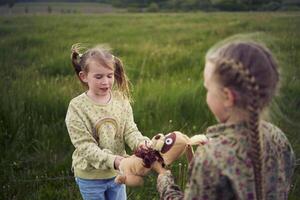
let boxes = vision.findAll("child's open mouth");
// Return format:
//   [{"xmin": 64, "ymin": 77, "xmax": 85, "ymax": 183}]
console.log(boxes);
[{"xmin": 100, "ymin": 88, "xmax": 108, "ymax": 91}]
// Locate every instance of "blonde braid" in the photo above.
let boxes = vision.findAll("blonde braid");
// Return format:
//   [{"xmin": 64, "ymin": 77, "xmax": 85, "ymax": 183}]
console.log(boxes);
[
  {"xmin": 218, "ymin": 59, "xmax": 264, "ymax": 200},
  {"xmin": 244, "ymin": 67, "xmax": 263, "ymax": 200}
]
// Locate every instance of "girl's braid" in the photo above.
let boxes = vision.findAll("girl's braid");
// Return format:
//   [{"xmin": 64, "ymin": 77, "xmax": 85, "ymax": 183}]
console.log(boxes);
[
  {"xmin": 243, "ymin": 66, "xmax": 263, "ymax": 200},
  {"xmin": 218, "ymin": 59, "xmax": 264, "ymax": 200}
]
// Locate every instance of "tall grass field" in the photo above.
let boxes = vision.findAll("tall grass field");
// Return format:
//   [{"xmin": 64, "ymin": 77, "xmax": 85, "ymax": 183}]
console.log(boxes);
[{"xmin": 0, "ymin": 11, "xmax": 299, "ymax": 199}]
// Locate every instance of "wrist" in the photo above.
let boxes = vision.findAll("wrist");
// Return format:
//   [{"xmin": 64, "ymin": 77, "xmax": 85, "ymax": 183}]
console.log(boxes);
[
  {"xmin": 158, "ymin": 169, "xmax": 171, "ymax": 180},
  {"xmin": 114, "ymin": 156, "xmax": 123, "ymax": 170},
  {"xmin": 113, "ymin": 158, "xmax": 117, "ymax": 170}
]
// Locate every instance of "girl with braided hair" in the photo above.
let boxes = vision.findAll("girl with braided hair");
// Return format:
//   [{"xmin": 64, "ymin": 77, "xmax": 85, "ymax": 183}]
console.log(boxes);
[
  {"xmin": 151, "ymin": 39, "xmax": 295, "ymax": 200},
  {"xmin": 65, "ymin": 44, "xmax": 150, "ymax": 200}
]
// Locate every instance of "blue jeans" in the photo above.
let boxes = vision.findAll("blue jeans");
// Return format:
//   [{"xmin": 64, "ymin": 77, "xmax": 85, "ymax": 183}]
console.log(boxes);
[{"xmin": 75, "ymin": 177, "xmax": 127, "ymax": 200}]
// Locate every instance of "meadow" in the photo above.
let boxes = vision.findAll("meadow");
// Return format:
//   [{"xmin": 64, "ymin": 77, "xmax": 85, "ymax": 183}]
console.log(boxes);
[{"xmin": 0, "ymin": 11, "xmax": 299, "ymax": 199}]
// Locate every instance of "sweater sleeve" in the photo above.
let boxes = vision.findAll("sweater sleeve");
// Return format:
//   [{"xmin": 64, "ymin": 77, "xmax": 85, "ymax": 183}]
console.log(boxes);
[
  {"xmin": 65, "ymin": 102, "xmax": 116, "ymax": 170},
  {"xmin": 123, "ymin": 101, "xmax": 150, "ymax": 150},
  {"xmin": 157, "ymin": 170, "xmax": 184, "ymax": 200},
  {"xmin": 157, "ymin": 146, "xmax": 233, "ymax": 200}
]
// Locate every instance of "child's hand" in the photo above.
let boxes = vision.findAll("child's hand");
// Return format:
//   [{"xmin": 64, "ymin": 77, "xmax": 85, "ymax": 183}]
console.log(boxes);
[
  {"xmin": 138, "ymin": 140, "xmax": 152, "ymax": 149},
  {"xmin": 151, "ymin": 161, "xmax": 167, "ymax": 175},
  {"xmin": 114, "ymin": 155, "xmax": 124, "ymax": 170}
]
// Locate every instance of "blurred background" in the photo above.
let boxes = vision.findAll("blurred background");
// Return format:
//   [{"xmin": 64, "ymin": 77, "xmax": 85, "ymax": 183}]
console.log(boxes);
[{"xmin": 0, "ymin": 0, "xmax": 299, "ymax": 199}]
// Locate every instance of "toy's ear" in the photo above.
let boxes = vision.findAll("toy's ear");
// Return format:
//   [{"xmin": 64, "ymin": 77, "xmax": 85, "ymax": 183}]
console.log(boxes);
[
  {"xmin": 188, "ymin": 134, "xmax": 208, "ymax": 146},
  {"xmin": 185, "ymin": 145, "xmax": 194, "ymax": 163}
]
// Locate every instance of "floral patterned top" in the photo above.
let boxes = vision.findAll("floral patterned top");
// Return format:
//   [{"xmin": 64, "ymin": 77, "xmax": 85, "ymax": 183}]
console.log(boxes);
[{"xmin": 157, "ymin": 121, "xmax": 295, "ymax": 200}]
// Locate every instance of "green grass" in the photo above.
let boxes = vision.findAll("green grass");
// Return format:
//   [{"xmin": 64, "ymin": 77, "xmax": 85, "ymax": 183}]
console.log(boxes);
[{"xmin": 0, "ymin": 12, "xmax": 299, "ymax": 199}]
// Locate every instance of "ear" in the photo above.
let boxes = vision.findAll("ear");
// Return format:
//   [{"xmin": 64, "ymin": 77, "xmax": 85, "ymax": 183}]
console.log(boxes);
[
  {"xmin": 185, "ymin": 145, "xmax": 194, "ymax": 163},
  {"xmin": 223, "ymin": 87, "xmax": 235, "ymax": 107},
  {"xmin": 79, "ymin": 71, "xmax": 88, "ymax": 83}
]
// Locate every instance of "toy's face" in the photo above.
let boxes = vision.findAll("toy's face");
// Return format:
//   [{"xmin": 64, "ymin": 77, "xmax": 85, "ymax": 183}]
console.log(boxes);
[{"xmin": 152, "ymin": 131, "xmax": 189, "ymax": 165}]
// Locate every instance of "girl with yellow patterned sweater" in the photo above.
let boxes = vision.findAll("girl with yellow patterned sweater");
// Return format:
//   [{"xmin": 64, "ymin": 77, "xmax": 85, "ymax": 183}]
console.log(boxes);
[
  {"xmin": 152, "ymin": 39, "xmax": 295, "ymax": 200},
  {"xmin": 66, "ymin": 45, "xmax": 149, "ymax": 200}
]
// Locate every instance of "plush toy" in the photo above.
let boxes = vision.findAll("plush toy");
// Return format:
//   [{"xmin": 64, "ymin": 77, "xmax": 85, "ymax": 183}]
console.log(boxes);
[{"xmin": 114, "ymin": 131, "xmax": 208, "ymax": 186}]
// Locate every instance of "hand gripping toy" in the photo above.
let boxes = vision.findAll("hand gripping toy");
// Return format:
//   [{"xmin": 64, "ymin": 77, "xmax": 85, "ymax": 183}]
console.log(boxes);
[{"xmin": 114, "ymin": 131, "xmax": 208, "ymax": 186}]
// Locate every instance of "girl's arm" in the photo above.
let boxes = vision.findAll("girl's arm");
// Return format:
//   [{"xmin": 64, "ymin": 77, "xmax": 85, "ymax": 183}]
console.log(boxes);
[
  {"xmin": 155, "ymin": 146, "xmax": 232, "ymax": 200},
  {"xmin": 152, "ymin": 162, "xmax": 184, "ymax": 200},
  {"xmin": 123, "ymin": 101, "xmax": 150, "ymax": 150},
  {"xmin": 66, "ymin": 102, "xmax": 117, "ymax": 170}
]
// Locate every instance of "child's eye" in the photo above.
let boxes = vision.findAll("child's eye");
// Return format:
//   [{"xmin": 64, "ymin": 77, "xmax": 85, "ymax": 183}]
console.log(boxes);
[
  {"xmin": 108, "ymin": 75, "xmax": 113, "ymax": 78},
  {"xmin": 95, "ymin": 75, "xmax": 103, "ymax": 79}
]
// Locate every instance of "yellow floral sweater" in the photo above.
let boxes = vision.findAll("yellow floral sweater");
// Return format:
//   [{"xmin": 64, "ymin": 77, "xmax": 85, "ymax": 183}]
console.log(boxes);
[{"xmin": 65, "ymin": 91, "xmax": 149, "ymax": 179}]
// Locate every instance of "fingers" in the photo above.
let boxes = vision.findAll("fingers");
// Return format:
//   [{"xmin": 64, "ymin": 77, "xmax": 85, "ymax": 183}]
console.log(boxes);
[{"xmin": 138, "ymin": 140, "xmax": 153, "ymax": 149}]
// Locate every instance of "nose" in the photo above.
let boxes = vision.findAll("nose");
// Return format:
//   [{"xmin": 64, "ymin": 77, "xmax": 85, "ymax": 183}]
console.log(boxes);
[{"xmin": 100, "ymin": 77, "xmax": 108, "ymax": 85}]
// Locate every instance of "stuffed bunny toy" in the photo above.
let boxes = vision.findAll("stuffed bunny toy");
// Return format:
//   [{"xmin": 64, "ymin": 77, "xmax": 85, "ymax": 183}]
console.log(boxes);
[{"xmin": 114, "ymin": 131, "xmax": 208, "ymax": 186}]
